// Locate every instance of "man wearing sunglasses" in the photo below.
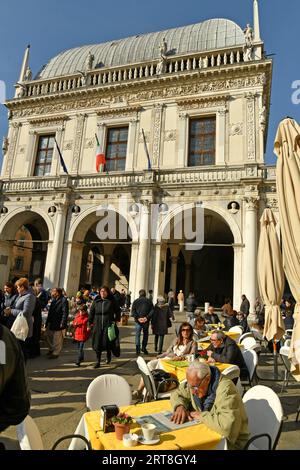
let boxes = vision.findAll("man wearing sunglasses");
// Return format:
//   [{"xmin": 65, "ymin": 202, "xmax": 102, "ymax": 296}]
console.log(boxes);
[{"xmin": 170, "ymin": 361, "xmax": 249, "ymax": 450}]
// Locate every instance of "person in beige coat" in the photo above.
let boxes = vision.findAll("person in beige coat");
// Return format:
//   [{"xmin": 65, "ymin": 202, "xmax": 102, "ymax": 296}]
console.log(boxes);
[
  {"xmin": 170, "ymin": 361, "xmax": 249, "ymax": 450},
  {"xmin": 177, "ymin": 290, "xmax": 185, "ymax": 313}
]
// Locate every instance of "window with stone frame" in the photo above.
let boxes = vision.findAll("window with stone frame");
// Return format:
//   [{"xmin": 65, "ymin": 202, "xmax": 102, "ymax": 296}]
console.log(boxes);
[
  {"xmin": 33, "ymin": 134, "xmax": 55, "ymax": 176},
  {"xmin": 188, "ymin": 117, "xmax": 216, "ymax": 166},
  {"xmin": 105, "ymin": 126, "xmax": 128, "ymax": 171}
]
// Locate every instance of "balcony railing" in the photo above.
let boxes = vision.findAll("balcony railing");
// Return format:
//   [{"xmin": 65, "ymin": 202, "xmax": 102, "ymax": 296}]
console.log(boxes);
[
  {"xmin": 15, "ymin": 46, "xmax": 251, "ymax": 100},
  {"xmin": 0, "ymin": 165, "xmax": 276, "ymax": 193}
]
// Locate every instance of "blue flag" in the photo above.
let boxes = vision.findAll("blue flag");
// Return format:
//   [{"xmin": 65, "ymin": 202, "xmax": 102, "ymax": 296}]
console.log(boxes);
[
  {"xmin": 141, "ymin": 128, "xmax": 151, "ymax": 170},
  {"xmin": 54, "ymin": 137, "xmax": 68, "ymax": 174}
]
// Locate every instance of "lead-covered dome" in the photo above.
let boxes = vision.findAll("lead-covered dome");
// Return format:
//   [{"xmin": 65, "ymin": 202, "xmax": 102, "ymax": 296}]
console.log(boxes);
[{"xmin": 37, "ymin": 18, "xmax": 244, "ymax": 79}]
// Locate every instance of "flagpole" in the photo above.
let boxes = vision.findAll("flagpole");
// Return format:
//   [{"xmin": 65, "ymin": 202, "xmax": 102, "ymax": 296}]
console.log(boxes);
[{"xmin": 141, "ymin": 128, "xmax": 151, "ymax": 170}]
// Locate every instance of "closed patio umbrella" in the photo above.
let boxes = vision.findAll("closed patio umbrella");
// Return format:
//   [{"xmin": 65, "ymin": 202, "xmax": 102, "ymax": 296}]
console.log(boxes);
[
  {"xmin": 258, "ymin": 209, "xmax": 285, "ymax": 343},
  {"xmin": 257, "ymin": 209, "xmax": 285, "ymax": 378},
  {"xmin": 274, "ymin": 117, "xmax": 300, "ymax": 381}
]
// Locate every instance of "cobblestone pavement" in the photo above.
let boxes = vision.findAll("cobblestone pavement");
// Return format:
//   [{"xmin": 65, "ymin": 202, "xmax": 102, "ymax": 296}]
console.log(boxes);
[{"xmin": 1, "ymin": 309, "xmax": 299, "ymax": 450}]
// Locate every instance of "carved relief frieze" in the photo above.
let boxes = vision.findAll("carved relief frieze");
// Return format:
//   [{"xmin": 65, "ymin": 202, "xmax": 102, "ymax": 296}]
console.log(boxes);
[
  {"xmin": 72, "ymin": 114, "xmax": 85, "ymax": 172},
  {"xmin": 29, "ymin": 115, "xmax": 69, "ymax": 127},
  {"xmin": 151, "ymin": 104, "xmax": 163, "ymax": 166},
  {"xmin": 10, "ymin": 73, "xmax": 267, "ymax": 118},
  {"xmin": 245, "ymin": 94, "xmax": 256, "ymax": 161},
  {"xmin": 4, "ymin": 122, "xmax": 21, "ymax": 177}
]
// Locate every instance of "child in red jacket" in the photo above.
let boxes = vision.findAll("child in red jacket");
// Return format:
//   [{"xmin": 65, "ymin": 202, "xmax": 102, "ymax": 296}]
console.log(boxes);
[{"xmin": 72, "ymin": 303, "xmax": 89, "ymax": 366}]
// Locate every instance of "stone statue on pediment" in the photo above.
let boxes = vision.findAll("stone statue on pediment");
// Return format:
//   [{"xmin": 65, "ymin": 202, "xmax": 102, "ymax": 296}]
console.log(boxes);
[
  {"xmin": 85, "ymin": 51, "xmax": 94, "ymax": 70},
  {"xmin": 244, "ymin": 24, "xmax": 253, "ymax": 48},
  {"xmin": 159, "ymin": 37, "xmax": 168, "ymax": 57},
  {"xmin": 24, "ymin": 66, "xmax": 32, "ymax": 81}
]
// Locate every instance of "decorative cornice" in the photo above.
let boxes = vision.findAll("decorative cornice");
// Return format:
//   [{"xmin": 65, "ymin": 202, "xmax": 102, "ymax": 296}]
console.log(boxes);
[
  {"xmin": 29, "ymin": 115, "xmax": 69, "ymax": 126},
  {"xmin": 7, "ymin": 67, "xmax": 270, "ymax": 119}
]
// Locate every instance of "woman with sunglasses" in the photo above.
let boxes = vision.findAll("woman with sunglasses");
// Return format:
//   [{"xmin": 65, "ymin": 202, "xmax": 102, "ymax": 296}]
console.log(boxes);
[
  {"xmin": 132, "ymin": 322, "xmax": 197, "ymax": 400},
  {"xmin": 157, "ymin": 322, "xmax": 197, "ymax": 360}
]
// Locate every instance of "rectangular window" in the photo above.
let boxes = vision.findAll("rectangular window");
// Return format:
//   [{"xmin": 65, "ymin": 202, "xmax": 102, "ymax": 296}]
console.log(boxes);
[
  {"xmin": 34, "ymin": 135, "xmax": 55, "ymax": 176},
  {"xmin": 188, "ymin": 117, "xmax": 216, "ymax": 166},
  {"xmin": 105, "ymin": 127, "xmax": 128, "ymax": 171}
]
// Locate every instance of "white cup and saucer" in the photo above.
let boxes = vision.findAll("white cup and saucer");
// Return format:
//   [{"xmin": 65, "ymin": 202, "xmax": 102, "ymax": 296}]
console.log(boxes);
[{"xmin": 138, "ymin": 423, "xmax": 160, "ymax": 445}]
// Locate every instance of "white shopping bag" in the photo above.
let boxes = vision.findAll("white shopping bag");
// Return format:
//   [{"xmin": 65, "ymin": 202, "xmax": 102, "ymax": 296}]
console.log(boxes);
[{"xmin": 10, "ymin": 313, "xmax": 29, "ymax": 341}]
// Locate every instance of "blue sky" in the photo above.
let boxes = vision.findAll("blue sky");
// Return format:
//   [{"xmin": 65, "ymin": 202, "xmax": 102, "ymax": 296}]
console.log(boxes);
[{"xmin": 0, "ymin": 0, "xmax": 299, "ymax": 166}]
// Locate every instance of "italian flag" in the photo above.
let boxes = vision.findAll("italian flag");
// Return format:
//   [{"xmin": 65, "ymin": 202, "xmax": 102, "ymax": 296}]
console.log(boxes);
[{"xmin": 95, "ymin": 134, "xmax": 106, "ymax": 172}]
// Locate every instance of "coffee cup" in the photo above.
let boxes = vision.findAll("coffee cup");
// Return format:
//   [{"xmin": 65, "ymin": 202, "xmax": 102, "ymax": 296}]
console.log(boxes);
[{"xmin": 141, "ymin": 423, "xmax": 156, "ymax": 441}]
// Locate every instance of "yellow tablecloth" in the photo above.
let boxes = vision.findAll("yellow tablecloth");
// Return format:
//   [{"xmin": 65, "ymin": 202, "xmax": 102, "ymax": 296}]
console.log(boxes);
[
  {"xmin": 83, "ymin": 400, "xmax": 223, "ymax": 450},
  {"xmin": 161, "ymin": 359, "xmax": 232, "ymax": 382}
]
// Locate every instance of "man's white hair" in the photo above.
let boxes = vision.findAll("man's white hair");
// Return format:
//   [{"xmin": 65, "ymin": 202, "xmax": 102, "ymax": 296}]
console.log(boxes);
[{"xmin": 187, "ymin": 361, "xmax": 211, "ymax": 380}]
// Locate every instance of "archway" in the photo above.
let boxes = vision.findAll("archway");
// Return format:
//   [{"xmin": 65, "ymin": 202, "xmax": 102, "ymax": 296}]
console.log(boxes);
[
  {"xmin": 158, "ymin": 206, "xmax": 235, "ymax": 307},
  {"xmin": 64, "ymin": 208, "xmax": 133, "ymax": 294},
  {"xmin": 0, "ymin": 210, "xmax": 49, "ymax": 285}
]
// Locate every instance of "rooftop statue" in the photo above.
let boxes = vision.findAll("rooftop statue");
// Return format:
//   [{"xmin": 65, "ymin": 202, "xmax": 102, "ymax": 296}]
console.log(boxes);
[
  {"xmin": 157, "ymin": 38, "xmax": 167, "ymax": 75},
  {"xmin": 85, "ymin": 51, "xmax": 94, "ymax": 70},
  {"xmin": 244, "ymin": 24, "xmax": 253, "ymax": 48},
  {"xmin": 24, "ymin": 66, "xmax": 32, "ymax": 81}
]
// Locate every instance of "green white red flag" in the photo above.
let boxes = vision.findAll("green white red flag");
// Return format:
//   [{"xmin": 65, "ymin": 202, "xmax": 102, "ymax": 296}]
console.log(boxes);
[{"xmin": 95, "ymin": 134, "xmax": 106, "ymax": 172}]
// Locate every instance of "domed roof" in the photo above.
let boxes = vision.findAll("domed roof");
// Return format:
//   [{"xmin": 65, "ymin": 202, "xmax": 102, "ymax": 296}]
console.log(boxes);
[{"xmin": 37, "ymin": 18, "xmax": 244, "ymax": 79}]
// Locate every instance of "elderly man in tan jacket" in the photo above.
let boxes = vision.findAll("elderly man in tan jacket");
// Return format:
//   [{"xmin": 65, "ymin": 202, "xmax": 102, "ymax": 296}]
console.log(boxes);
[{"xmin": 170, "ymin": 361, "xmax": 249, "ymax": 450}]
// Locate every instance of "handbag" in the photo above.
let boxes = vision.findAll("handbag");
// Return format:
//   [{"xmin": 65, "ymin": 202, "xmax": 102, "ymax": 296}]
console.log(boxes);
[
  {"xmin": 10, "ymin": 313, "xmax": 29, "ymax": 341},
  {"xmin": 151, "ymin": 369, "xmax": 179, "ymax": 393},
  {"xmin": 107, "ymin": 323, "xmax": 116, "ymax": 342}
]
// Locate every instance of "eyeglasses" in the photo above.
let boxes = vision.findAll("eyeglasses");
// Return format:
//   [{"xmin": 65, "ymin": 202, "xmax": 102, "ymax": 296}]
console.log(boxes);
[
  {"xmin": 181, "ymin": 328, "xmax": 191, "ymax": 332},
  {"xmin": 188, "ymin": 375, "xmax": 209, "ymax": 392}
]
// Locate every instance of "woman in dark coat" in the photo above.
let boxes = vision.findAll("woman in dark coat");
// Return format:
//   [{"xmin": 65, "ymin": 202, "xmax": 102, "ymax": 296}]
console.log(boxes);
[
  {"xmin": 151, "ymin": 296, "xmax": 173, "ymax": 354},
  {"xmin": 89, "ymin": 285, "xmax": 120, "ymax": 368}
]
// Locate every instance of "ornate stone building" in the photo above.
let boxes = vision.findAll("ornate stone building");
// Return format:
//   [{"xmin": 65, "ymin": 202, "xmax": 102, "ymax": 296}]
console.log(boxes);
[{"xmin": 0, "ymin": 1, "xmax": 278, "ymax": 311}]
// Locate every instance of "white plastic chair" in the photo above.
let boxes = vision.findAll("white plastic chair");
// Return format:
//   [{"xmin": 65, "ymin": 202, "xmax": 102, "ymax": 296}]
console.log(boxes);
[
  {"xmin": 136, "ymin": 356, "xmax": 179, "ymax": 401},
  {"xmin": 86, "ymin": 374, "xmax": 132, "ymax": 411},
  {"xmin": 242, "ymin": 349, "xmax": 258, "ymax": 387},
  {"xmin": 279, "ymin": 345, "xmax": 294, "ymax": 392},
  {"xmin": 242, "ymin": 385, "xmax": 283, "ymax": 449},
  {"xmin": 228, "ymin": 326, "xmax": 243, "ymax": 342},
  {"xmin": 228, "ymin": 326, "xmax": 243, "ymax": 335},
  {"xmin": 240, "ymin": 336, "xmax": 261, "ymax": 355},
  {"xmin": 16, "ymin": 415, "xmax": 91, "ymax": 450},
  {"xmin": 221, "ymin": 364, "xmax": 240, "ymax": 381},
  {"xmin": 239, "ymin": 332, "xmax": 255, "ymax": 343}
]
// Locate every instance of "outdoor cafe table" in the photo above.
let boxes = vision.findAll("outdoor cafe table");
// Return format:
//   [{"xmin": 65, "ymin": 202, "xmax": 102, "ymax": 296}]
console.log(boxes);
[
  {"xmin": 160, "ymin": 359, "xmax": 232, "ymax": 382},
  {"xmin": 70, "ymin": 400, "xmax": 226, "ymax": 450}
]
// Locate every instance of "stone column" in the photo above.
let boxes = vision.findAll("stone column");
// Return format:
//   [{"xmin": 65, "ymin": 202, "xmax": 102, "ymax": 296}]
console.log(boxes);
[
  {"xmin": 233, "ymin": 244, "xmax": 243, "ymax": 311},
  {"xmin": 169, "ymin": 256, "xmax": 179, "ymax": 292},
  {"xmin": 62, "ymin": 242, "xmax": 84, "ymax": 295},
  {"xmin": 102, "ymin": 254, "xmax": 112, "ymax": 286},
  {"xmin": 216, "ymin": 109, "xmax": 227, "ymax": 165},
  {"xmin": 135, "ymin": 203, "xmax": 151, "ymax": 293},
  {"xmin": 153, "ymin": 243, "xmax": 167, "ymax": 301},
  {"xmin": 128, "ymin": 242, "xmax": 139, "ymax": 299},
  {"xmin": 243, "ymin": 197, "xmax": 259, "ymax": 313},
  {"xmin": 44, "ymin": 203, "xmax": 68, "ymax": 288},
  {"xmin": 126, "ymin": 118, "xmax": 138, "ymax": 171},
  {"xmin": 178, "ymin": 112, "xmax": 188, "ymax": 167}
]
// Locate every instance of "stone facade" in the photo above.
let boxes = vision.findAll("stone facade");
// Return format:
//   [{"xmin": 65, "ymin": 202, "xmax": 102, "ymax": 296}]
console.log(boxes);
[{"xmin": 0, "ymin": 11, "xmax": 278, "ymax": 312}]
